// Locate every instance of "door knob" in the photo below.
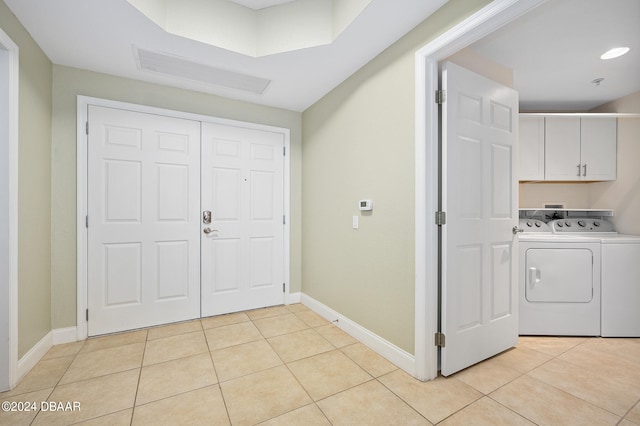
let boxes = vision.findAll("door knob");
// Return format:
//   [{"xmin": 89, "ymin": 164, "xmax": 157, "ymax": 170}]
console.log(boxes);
[
  {"xmin": 203, "ymin": 227, "xmax": 218, "ymax": 234},
  {"xmin": 512, "ymin": 226, "xmax": 524, "ymax": 235}
]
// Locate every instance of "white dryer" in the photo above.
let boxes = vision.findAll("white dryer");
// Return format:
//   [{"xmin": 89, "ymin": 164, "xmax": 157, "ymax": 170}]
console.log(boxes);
[{"xmin": 518, "ymin": 217, "xmax": 609, "ymax": 336}]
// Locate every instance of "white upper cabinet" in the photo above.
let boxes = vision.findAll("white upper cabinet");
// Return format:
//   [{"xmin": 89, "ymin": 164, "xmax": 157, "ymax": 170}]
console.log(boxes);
[
  {"xmin": 519, "ymin": 116, "xmax": 545, "ymax": 180},
  {"xmin": 544, "ymin": 116, "xmax": 582, "ymax": 180},
  {"xmin": 580, "ymin": 117, "xmax": 617, "ymax": 181},
  {"xmin": 519, "ymin": 115, "xmax": 617, "ymax": 181}
]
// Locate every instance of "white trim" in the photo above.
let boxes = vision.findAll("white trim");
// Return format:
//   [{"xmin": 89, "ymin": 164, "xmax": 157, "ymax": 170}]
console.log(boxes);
[
  {"xmin": 520, "ymin": 113, "xmax": 640, "ymax": 117},
  {"xmin": 0, "ymin": 27, "xmax": 19, "ymax": 391},
  {"xmin": 17, "ymin": 332, "xmax": 52, "ymax": 382},
  {"xmin": 413, "ymin": 0, "xmax": 548, "ymax": 380},
  {"xmin": 301, "ymin": 293, "xmax": 415, "ymax": 375},
  {"xmin": 283, "ymin": 128, "xmax": 291, "ymax": 308},
  {"xmin": 14, "ymin": 326, "xmax": 77, "ymax": 384},
  {"xmin": 77, "ymin": 96, "xmax": 292, "ymax": 340},
  {"xmin": 52, "ymin": 327, "xmax": 78, "ymax": 345},
  {"xmin": 286, "ymin": 292, "xmax": 301, "ymax": 305}
]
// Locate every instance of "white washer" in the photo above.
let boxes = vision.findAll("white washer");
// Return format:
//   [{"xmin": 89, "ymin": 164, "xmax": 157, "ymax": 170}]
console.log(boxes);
[
  {"xmin": 518, "ymin": 218, "xmax": 606, "ymax": 336},
  {"xmin": 600, "ymin": 234, "xmax": 640, "ymax": 337}
]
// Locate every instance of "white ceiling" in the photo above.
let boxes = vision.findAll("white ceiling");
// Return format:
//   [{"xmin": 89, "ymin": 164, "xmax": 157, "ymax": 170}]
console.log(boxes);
[
  {"xmin": 3, "ymin": 0, "xmax": 448, "ymax": 112},
  {"xmin": 5, "ymin": 0, "xmax": 638, "ymax": 112},
  {"xmin": 227, "ymin": 0, "xmax": 297, "ymax": 10},
  {"xmin": 471, "ymin": 0, "xmax": 640, "ymax": 111}
]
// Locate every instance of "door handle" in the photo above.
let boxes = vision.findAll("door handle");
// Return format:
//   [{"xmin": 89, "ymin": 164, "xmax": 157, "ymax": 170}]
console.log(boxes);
[
  {"xmin": 203, "ymin": 227, "xmax": 218, "ymax": 234},
  {"xmin": 512, "ymin": 226, "xmax": 524, "ymax": 235},
  {"xmin": 527, "ymin": 267, "xmax": 541, "ymax": 288}
]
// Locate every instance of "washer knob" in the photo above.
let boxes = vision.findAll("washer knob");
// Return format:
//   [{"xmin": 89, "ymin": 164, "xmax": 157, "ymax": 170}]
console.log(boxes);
[
  {"xmin": 557, "ymin": 222, "xmax": 564, "ymax": 228},
  {"xmin": 527, "ymin": 221, "xmax": 533, "ymax": 227},
  {"xmin": 535, "ymin": 222, "xmax": 541, "ymax": 228},
  {"xmin": 578, "ymin": 220, "xmax": 586, "ymax": 227},
  {"xmin": 593, "ymin": 221, "xmax": 600, "ymax": 227},
  {"xmin": 565, "ymin": 221, "xmax": 572, "ymax": 227}
]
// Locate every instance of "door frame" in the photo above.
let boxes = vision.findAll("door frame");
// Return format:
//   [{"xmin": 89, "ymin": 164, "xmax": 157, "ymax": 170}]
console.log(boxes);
[
  {"xmin": 77, "ymin": 96, "xmax": 291, "ymax": 340},
  {"xmin": 413, "ymin": 0, "xmax": 547, "ymax": 380},
  {"xmin": 0, "ymin": 26, "xmax": 19, "ymax": 390}
]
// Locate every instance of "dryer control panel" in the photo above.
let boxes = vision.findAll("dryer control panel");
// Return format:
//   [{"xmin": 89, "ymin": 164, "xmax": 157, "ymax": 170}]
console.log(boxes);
[{"xmin": 550, "ymin": 218, "xmax": 616, "ymax": 233}]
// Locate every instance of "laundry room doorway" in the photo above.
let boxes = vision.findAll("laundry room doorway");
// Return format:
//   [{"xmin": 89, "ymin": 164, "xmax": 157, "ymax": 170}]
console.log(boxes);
[{"xmin": 78, "ymin": 98, "xmax": 290, "ymax": 338}]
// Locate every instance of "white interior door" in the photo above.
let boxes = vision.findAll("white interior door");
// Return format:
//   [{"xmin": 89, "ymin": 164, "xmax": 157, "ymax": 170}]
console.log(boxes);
[
  {"xmin": 440, "ymin": 61, "xmax": 519, "ymax": 376},
  {"xmin": 87, "ymin": 106, "xmax": 201, "ymax": 336},
  {"xmin": 201, "ymin": 123, "xmax": 285, "ymax": 317}
]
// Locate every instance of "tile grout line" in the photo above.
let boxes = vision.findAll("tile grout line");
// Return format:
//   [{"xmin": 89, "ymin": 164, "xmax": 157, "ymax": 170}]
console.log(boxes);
[
  {"xmin": 372, "ymin": 372, "xmax": 434, "ymax": 425},
  {"xmin": 254, "ymin": 310, "xmax": 322, "ymax": 423},
  {"xmin": 202, "ymin": 318, "xmax": 234, "ymax": 425},
  {"xmin": 484, "ymin": 394, "xmax": 541, "ymax": 426},
  {"xmin": 27, "ymin": 339, "xmax": 89, "ymax": 425},
  {"xmin": 521, "ymin": 340, "xmax": 637, "ymax": 420},
  {"xmin": 127, "ymin": 329, "xmax": 149, "ymax": 425}
]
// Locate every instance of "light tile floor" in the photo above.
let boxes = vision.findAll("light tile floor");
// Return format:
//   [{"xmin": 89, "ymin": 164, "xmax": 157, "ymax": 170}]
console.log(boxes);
[{"xmin": 1, "ymin": 304, "xmax": 640, "ymax": 425}]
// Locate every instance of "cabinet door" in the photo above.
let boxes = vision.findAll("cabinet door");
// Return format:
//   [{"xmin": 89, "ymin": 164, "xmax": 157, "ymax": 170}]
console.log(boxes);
[
  {"xmin": 580, "ymin": 117, "xmax": 616, "ymax": 181},
  {"xmin": 519, "ymin": 116, "xmax": 545, "ymax": 180},
  {"xmin": 544, "ymin": 116, "xmax": 581, "ymax": 180}
]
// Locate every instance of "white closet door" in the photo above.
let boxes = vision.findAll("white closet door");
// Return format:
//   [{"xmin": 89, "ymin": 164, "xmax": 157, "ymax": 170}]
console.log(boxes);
[
  {"xmin": 201, "ymin": 123, "xmax": 284, "ymax": 317},
  {"xmin": 87, "ymin": 106, "xmax": 201, "ymax": 336},
  {"xmin": 440, "ymin": 62, "xmax": 519, "ymax": 376}
]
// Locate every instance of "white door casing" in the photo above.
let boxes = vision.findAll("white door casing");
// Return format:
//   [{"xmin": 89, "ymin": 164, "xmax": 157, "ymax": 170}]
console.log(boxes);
[
  {"xmin": 440, "ymin": 61, "xmax": 519, "ymax": 376},
  {"xmin": 78, "ymin": 97, "xmax": 291, "ymax": 339},
  {"xmin": 201, "ymin": 123, "xmax": 285, "ymax": 317},
  {"xmin": 0, "ymin": 27, "xmax": 18, "ymax": 391},
  {"xmin": 87, "ymin": 106, "xmax": 201, "ymax": 336}
]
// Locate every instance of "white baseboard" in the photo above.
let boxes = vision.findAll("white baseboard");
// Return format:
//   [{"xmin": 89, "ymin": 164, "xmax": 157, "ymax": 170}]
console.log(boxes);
[
  {"xmin": 300, "ymin": 293, "xmax": 416, "ymax": 376},
  {"xmin": 17, "ymin": 326, "xmax": 79, "ymax": 383},
  {"xmin": 286, "ymin": 292, "xmax": 301, "ymax": 304},
  {"xmin": 52, "ymin": 327, "xmax": 78, "ymax": 345},
  {"xmin": 17, "ymin": 331, "xmax": 53, "ymax": 381}
]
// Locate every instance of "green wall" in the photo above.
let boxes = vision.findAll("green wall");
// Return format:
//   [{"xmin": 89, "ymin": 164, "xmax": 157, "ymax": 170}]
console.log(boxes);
[
  {"xmin": 51, "ymin": 66, "xmax": 302, "ymax": 329},
  {"xmin": 0, "ymin": 1, "xmax": 53, "ymax": 357},
  {"xmin": 301, "ymin": 0, "xmax": 491, "ymax": 354}
]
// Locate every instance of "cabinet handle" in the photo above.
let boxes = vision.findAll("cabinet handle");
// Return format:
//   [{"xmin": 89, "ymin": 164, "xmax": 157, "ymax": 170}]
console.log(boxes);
[
  {"xmin": 583, "ymin": 164, "xmax": 587, "ymax": 176},
  {"xmin": 577, "ymin": 164, "xmax": 581, "ymax": 176}
]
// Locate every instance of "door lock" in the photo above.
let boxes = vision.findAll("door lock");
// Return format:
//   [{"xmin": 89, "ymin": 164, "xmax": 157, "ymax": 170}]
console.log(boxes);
[
  {"xmin": 203, "ymin": 227, "xmax": 218, "ymax": 234},
  {"xmin": 203, "ymin": 210, "xmax": 212, "ymax": 224}
]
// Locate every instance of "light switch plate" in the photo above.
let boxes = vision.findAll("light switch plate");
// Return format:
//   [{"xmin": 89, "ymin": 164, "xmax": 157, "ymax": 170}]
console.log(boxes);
[{"xmin": 352, "ymin": 215, "xmax": 359, "ymax": 229}]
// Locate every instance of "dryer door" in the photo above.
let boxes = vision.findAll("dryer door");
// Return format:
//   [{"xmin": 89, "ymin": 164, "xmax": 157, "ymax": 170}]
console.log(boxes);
[{"xmin": 525, "ymin": 248, "xmax": 593, "ymax": 302}]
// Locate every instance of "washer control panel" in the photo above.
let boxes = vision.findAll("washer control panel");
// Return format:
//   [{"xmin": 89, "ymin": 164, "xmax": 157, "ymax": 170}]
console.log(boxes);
[
  {"xmin": 549, "ymin": 218, "xmax": 615, "ymax": 233},
  {"xmin": 518, "ymin": 219, "xmax": 551, "ymax": 232}
]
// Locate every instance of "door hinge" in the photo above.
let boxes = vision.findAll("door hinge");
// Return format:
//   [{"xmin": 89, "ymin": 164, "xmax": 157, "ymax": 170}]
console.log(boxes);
[
  {"xmin": 282, "ymin": 283, "xmax": 286, "ymax": 293},
  {"xmin": 85, "ymin": 215, "xmax": 88, "ymax": 228},
  {"xmin": 435, "ymin": 332, "xmax": 446, "ymax": 347},
  {"xmin": 86, "ymin": 121, "xmax": 89, "ymax": 135},
  {"xmin": 86, "ymin": 309, "xmax": 89, "ymax": 322},
  {"xmin": 435, "ymin": 90, "xmax": 446, "ymax": 104},
  {"xmin": 435, "ymin": 211, "xmax": 446, "ymax": 226}
]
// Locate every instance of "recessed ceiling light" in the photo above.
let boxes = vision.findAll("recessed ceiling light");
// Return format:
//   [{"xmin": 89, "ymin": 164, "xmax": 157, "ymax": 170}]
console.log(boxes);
[{"xmin": 600, "ymin": 47, "xmax": 630, "ymax": 60}]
